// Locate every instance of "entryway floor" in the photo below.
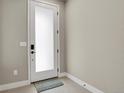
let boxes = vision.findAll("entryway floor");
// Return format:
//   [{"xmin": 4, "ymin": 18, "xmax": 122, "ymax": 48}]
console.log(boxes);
[{"xmin": 0, "ymin": 77, "xmax": 90, "ymax": 93}]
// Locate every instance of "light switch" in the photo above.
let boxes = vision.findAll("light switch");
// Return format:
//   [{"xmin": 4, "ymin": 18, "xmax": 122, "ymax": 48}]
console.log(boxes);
[
  {"xmin": 20, "ymin": 42, "xmax": 27, "ymax": 47},
  {"xmin": 13, "ymin": 69, "xmax": 18, "ymax": 76}
]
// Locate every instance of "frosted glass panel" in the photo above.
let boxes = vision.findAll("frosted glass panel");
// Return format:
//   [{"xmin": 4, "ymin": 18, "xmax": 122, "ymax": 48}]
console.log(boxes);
[{"xmin": 35, "ymin": 6, "xmax": 54, "ymax": 72}]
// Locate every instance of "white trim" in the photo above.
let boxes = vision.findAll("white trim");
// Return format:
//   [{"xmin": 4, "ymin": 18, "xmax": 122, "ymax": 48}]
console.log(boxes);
[
  {"xmin": 58, "ymin": 72, "xmax": 66, "ymax": 77},
  {"xmin": 32, "ymin": 0, "xmax": 59, "ymax": 7},
  {"xmin": 0, "ymin": 80, "xmax": 30, "ymax": 91},
  {"xmin": 57, "ymin": 7, "xmax": 61, "ymax": 77},
  {"xmin": 28, "ymin": 0, "xmax": 31, "ymax": 84},
  {"xmin": 66, "ymin": 73, "xmax": 104, "ymax": 93}
]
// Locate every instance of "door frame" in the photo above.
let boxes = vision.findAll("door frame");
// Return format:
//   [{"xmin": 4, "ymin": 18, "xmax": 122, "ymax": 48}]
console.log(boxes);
[{"xmin": 27, "ymin": 0, "xmax": 60, "ymax": 83}]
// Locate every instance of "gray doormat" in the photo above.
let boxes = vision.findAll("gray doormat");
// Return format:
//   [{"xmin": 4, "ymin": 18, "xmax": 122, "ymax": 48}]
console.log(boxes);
[{"xmin": 34, "ymin": 78, "xmax": 64, "ymax": 93}]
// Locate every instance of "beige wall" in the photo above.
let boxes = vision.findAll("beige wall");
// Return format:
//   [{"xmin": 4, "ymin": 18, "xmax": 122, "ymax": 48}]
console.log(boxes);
[
  {"xmin": 0, "ymin": 0, "xmax": 65, "ymax": 85},
  {"xmin": 65, "ymin": 0, "xmax": 124, "ymax": 93},
  {"xmin": 0, "ymin": 0, "xmax": 28, "ymax": 85}
]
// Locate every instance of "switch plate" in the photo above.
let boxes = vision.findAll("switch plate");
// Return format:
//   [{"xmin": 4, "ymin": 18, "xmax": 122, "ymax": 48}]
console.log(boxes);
[
  {"xmin": 20, "ymin": 42, "xmax": 27, "ymax": 47},
  {"xmin": 13, "ymin": 70, "xmax": 18, "ymax": 76}
]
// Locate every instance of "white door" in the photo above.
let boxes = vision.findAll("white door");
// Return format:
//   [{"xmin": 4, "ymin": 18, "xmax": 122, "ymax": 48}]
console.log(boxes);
[{"xmin": 30, "ymin": 1, "xmax": 58, "ymax": 82}]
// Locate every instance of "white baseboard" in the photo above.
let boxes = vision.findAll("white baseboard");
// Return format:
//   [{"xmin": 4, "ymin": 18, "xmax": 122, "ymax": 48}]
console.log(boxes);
[
  {"xmin": 58, "ymin": 72, "xmax": 66, "ymax": 77},
  {"xmin": 65, "ymin": 73, "xmax": 104, "ymax": 93},
  {"xmin": 0, "ymin": 80, "xmax": 30, "ymax": 91}
]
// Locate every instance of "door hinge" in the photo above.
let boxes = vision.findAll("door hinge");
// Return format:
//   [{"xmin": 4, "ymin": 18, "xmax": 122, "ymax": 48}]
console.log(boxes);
[
  {"xmin": 57, "ymin": 68, "xmax": 59, "ymax": 72},
  {"xmin": 57, "ymin": 30, "xmax": 59, "ymax": 34},
  {"xmin": 57, "ymin": 12, "xmax": 59, "ymax": 16},
  {"xmin": 57, "ymin": 49, "xmax": 59, "ymax": 53}
]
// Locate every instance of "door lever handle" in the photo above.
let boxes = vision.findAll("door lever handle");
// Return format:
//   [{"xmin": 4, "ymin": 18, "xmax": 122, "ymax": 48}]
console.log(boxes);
[{"xmin": 31, "ymin": 51, "xmax": 35, "ymax": 54}]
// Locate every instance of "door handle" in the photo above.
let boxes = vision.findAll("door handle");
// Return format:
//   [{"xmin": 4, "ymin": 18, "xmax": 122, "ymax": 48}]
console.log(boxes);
[{"xmin": 31, "ymin": 51, "xmax": 35, "ymax": 54}]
